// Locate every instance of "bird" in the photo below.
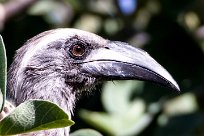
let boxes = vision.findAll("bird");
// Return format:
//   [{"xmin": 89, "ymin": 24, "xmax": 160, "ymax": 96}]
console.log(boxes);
[{"xmin": 6, "ymin": 28, "xmax": 180, "ymax": 135}]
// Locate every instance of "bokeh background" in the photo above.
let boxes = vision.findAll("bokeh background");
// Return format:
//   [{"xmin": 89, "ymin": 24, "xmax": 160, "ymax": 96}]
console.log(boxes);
[{"xmin": 1, "ymin": 0, "xmax": 204, "ymax": 135}]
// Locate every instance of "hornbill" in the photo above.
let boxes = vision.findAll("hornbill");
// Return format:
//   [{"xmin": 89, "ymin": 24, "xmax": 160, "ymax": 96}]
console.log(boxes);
[{"xmin": 6, "ymin": 28, "xmax": 179, "ymax": 135}]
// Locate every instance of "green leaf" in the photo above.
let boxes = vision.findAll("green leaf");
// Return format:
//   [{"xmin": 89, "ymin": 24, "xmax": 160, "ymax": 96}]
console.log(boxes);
[
  {"xmin": 102, "ymin": 80, "xmax": 144, "ymax": 115},
  {"xmin": 70, "ymin": 129, "xmax": 103, "ymax": 136},
  {"xmin": 79, "ymin": 102, "xmax": 151, "ymax": 136},
  {"xmin": 80, "ymin": 81, "xmax": 155, "ymax": 135},
  {"xmin": 0, "ymin": 35, "xmax": 7, "ymax": 112},
  {"xmin": 163, "ymin": 93, "xmax": 198, "ymax": 116},
  {"xmin": 0, "ymin": 100, "xmax": 75, "ymax": 135},
  {"xmin": 28, "ymin": 1, "xmax": 70, "ymax": 25}
]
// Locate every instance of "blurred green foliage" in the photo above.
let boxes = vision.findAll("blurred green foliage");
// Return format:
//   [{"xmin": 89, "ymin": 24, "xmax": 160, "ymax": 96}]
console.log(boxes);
[
  {"xmin": 79, "ymin": 81, "xmax": 160, "ymax": 135},
  {"xmin": 1, "ymin": 0, "xmax": 204, "ymax": 135},
  {"xmin": 70, "ymin": 129, "xmax": 103, "ymax": 136}
]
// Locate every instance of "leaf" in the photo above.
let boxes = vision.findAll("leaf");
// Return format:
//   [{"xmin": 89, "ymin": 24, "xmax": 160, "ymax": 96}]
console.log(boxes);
[
  {"xmin": 70, "ymin": 129, "xmax": 103, "ymax": 136},
  {"xmin": 79, "ymin": 100, "xmax": 150, "ymax": 136},
  {"xmin": 79, "ymin": 81, "xmax": 156, "ymax": 135},
  {"xmin": 0, "ymin": 100, "xmax": 75, "ymax": 135},
  {"xmin": 102, "ymin": 80, "xmax": 144, "ymax": 115},
  {"xmin": 79, "ymin": 110, "xmax": 117, "ymax": 135},
  {"xmin": 28, "ymin": 1, "xmax": 71, "ymax": 25},
  {"xmin": 0, "ymin": 35, "xmax": 7, "ymax": 112},
  {"xmin": 163, "ymin": 93, "xmax": 198, "ymax": 116}
]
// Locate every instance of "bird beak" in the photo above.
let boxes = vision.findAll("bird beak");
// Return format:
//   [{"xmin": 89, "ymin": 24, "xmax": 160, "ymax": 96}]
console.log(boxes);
[{"xmin": 81, "ymin": 41, "xmax": 180, "ymax": 91}]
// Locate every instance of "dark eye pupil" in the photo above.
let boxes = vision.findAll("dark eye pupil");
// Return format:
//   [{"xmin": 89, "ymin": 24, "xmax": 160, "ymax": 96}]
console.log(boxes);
[
  {"xmin": 75, "ymin": 46, "xmax": 82, "ymax": 52},
  {"xmin": 72, "ymin": 45, "xmax": 85, "ymax": 56}
]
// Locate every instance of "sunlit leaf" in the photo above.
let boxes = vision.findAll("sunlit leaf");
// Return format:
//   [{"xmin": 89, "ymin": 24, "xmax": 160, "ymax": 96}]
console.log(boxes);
[
  {"xmin": 79, "ymin": 110, "xmax": 118, "ymax": 135},
  {"xmin": 79, "ymin": 81, "xmax": 148, "ymax": 135},
  {"xmin": 102, "ymin": 80, "xmax": 144, "ymax": 115},
  {"xmin": 28, "ymin": 1, "xmax": 71, "ymax": 25},
  {"xmin": 163, "ymin": 93, "xmax": 198, "ymax": 116},
  {"xmin": 79, "ymin": 105, "xmax": 153, "ymax": 136},
  {"xmin": 0, "ymin": 35, "xmax": 7, "ymax": 112},
  {"xmin": 70, "ymin": 129, "xmax": 103, "ymax": 136},
  {"xmin": 0, "ymin": 100, "xmax": 74, "ymax": 135}
]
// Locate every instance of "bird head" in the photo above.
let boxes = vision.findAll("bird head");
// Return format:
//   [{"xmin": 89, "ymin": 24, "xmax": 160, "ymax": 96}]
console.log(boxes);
[
  {"xmin": 7, "ymin": 28, "xmax": 180, "ymax": 135},
  {"xmin": 7, "ymin": 28, "xmax": 179, "ymax": 114}
]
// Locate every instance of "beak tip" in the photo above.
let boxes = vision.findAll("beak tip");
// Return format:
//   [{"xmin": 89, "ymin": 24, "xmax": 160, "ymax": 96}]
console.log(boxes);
[
  {"xmin": 174, "ymin": 83, "xmax": 180, "ymax": 92},
  {"xmin": 170, "ymin": 83, "xmax": 180, "ymax": 92},
  {"xmin": 165, "ymin": 78, "xmax": 180, "ymax": 92}
]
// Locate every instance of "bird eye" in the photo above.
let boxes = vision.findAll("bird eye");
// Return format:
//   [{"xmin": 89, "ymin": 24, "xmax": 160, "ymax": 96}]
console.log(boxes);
[{"xmin": 71, "ymin": 44, "xmax": 85, "ymax": 57}]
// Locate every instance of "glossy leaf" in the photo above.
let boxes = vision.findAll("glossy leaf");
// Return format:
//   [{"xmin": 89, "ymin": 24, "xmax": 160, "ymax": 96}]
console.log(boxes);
[{"xmin": 0, "ymin": 100, "xmax": 74, "ymax": 135}]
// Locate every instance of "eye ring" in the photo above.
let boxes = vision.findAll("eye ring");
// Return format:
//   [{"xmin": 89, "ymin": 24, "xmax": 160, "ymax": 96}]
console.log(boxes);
[{"xmin": 70, "ymin": 44, "xmax": 86, "ymax": 58}]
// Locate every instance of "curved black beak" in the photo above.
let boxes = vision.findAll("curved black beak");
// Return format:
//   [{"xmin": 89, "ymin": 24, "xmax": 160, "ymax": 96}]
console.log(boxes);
[{"xmin": 81, "ymin": 41, "xmax": 180, "ymax": 91}]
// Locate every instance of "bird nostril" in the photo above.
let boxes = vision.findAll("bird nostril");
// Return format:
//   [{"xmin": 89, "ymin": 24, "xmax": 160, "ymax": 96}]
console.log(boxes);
[{"xmin": 104, "ymin": 46, "xmax": 109, "ymax": 49}]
